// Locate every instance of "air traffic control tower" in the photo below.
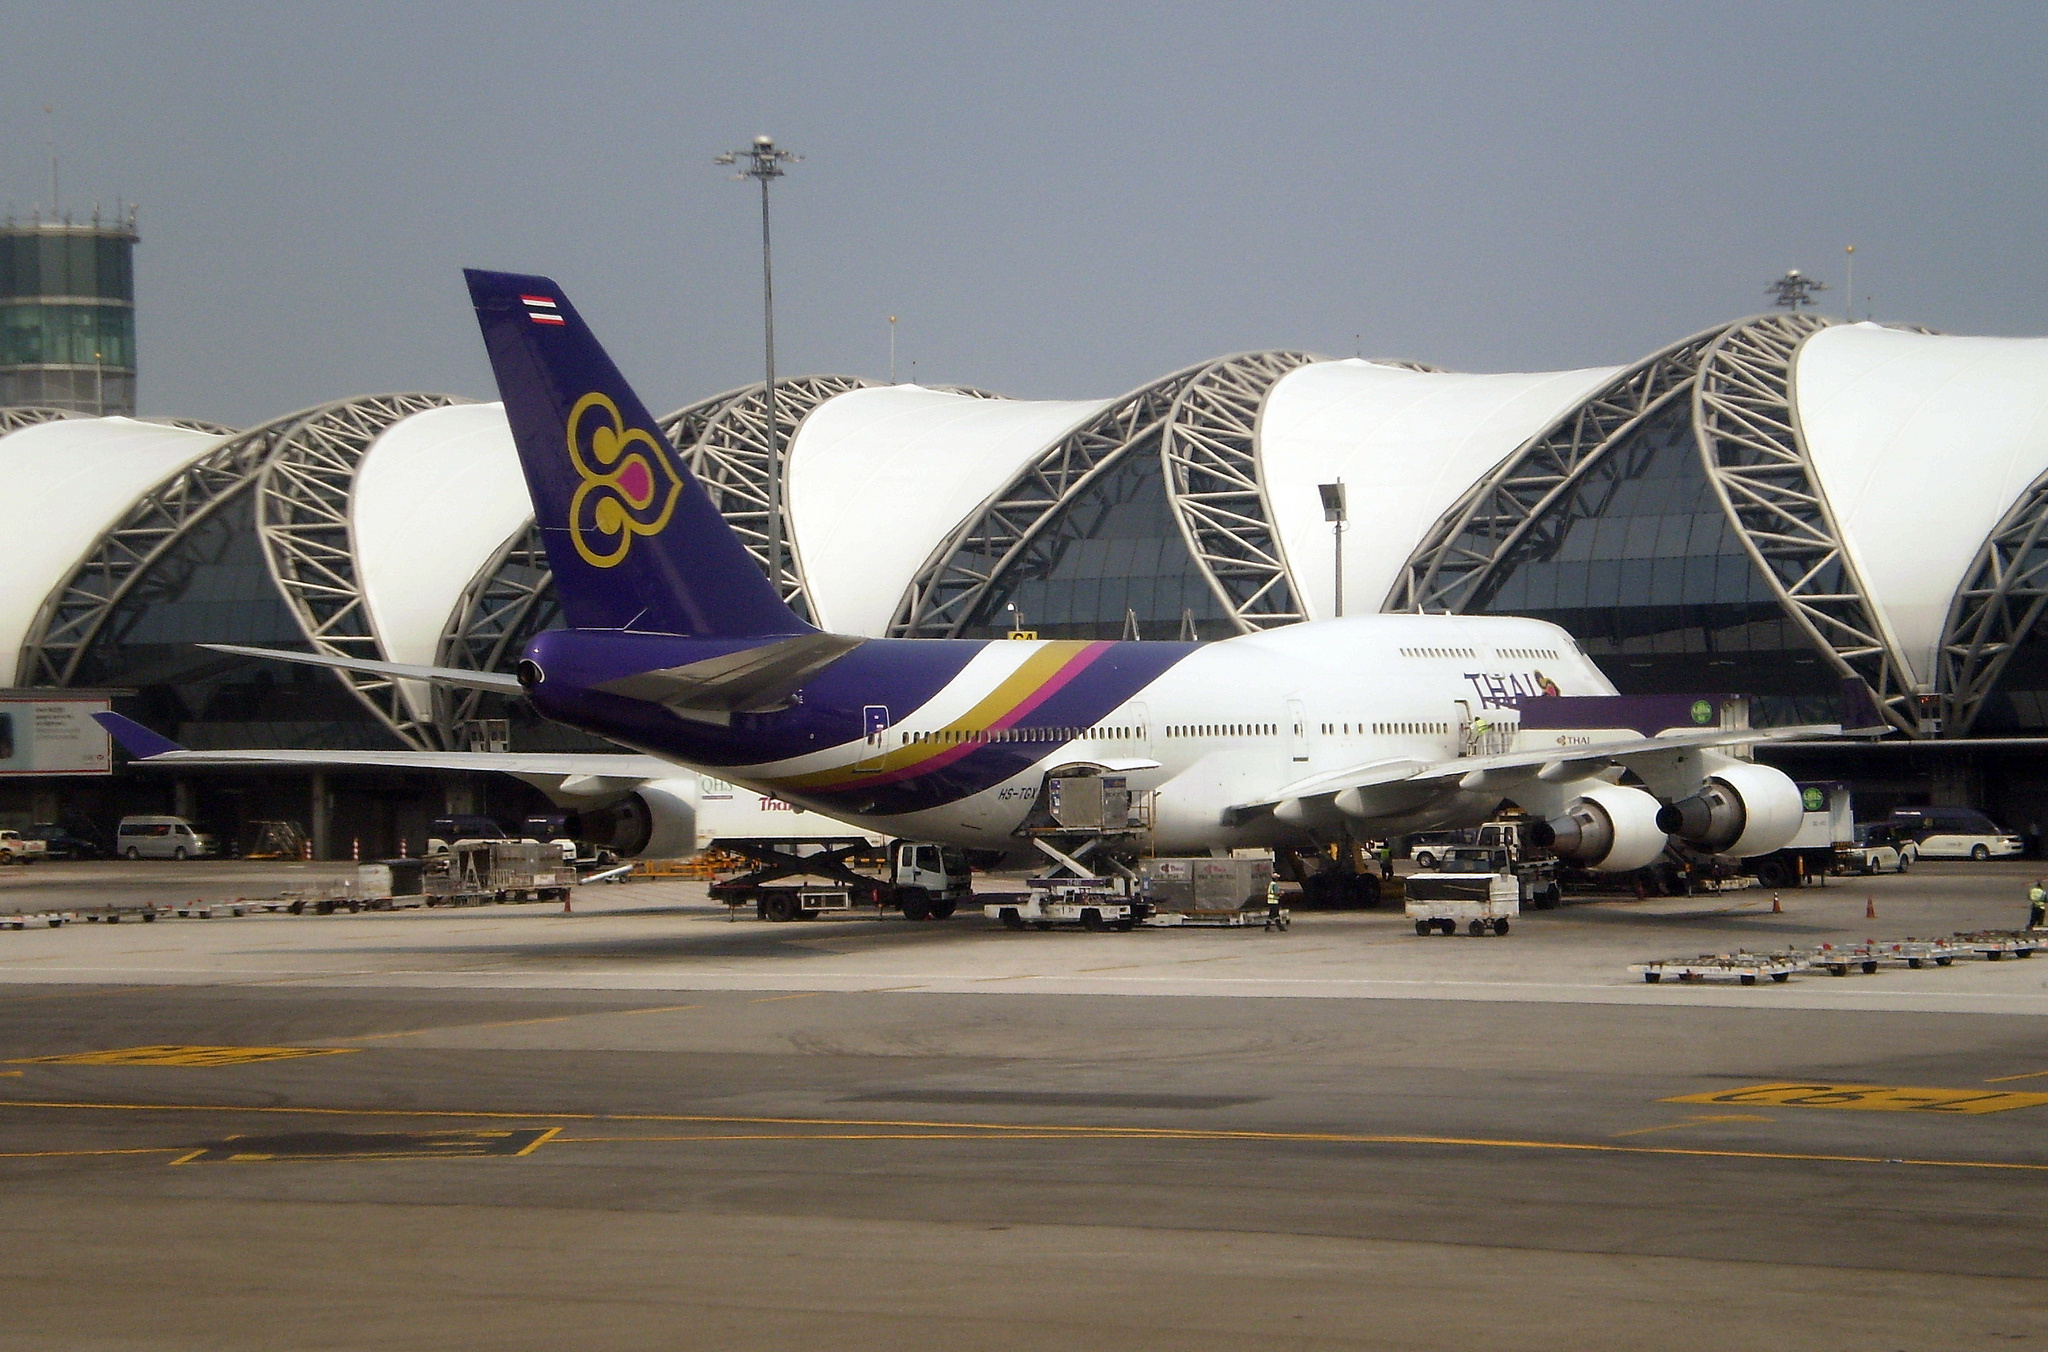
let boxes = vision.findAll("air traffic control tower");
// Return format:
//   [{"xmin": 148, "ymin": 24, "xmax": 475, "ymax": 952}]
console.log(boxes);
[{"xmin": 0, "ymin": 208, "xmax": 138, "ymax": 415}]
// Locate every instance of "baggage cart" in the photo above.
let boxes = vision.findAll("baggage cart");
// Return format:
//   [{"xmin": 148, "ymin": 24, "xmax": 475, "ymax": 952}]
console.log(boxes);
[{"xmin": 1403, "ymin": 870, "xmax": 1520, "ymax": 936}]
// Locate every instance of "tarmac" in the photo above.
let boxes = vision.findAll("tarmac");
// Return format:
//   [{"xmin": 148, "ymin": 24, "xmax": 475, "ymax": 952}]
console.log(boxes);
[{"xmin": 0, "ymin": 857, "xmax": 2042, "ymax": 1349}]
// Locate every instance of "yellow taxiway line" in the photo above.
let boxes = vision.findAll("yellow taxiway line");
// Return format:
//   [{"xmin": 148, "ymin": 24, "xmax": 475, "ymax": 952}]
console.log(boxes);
[{"xmin": 1, "ymin": 1098, "xmax": 2044, "ymax": 1173}]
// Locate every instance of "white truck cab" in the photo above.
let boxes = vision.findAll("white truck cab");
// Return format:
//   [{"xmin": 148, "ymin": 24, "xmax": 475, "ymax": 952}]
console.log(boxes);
[{"xmin": 0, "ymin": 829, "xmax": 47, "ymax": 865}]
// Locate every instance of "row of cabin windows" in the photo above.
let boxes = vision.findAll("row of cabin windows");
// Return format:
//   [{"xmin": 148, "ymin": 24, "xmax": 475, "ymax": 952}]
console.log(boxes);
[
  {"xmin": 898, "ymin": 725, "xmax": 1139, "ymax": 746},
  {"xmin": 1398, "ymin": 646, "xmax": 1477, "ymax": 659},
  {"xmin": 1164, "ymin": 723, "xmax": 1278, "ymax": 738},
  {"xmin": 1494, "ymin": 648, "xmax": 1560, "ymax": 660}
]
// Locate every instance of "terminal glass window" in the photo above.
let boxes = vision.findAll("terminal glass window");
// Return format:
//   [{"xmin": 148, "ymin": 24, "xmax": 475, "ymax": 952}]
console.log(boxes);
[
  {"xmin": 954, "ymin": 448, "xmax": 1232, "ymax": 641},
  {"xmin": 1467, "ymin": 398, "xmax": 1836, "ymax": 709},
  {"xmin": 71, "ymin": 493, "xmax": 397, "ymax": 750}
]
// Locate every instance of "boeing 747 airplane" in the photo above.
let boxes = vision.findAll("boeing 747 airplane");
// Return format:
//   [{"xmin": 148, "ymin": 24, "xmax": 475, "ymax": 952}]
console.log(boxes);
[{"xmin": 102, "ymin": 269, "xmax": 1841, "ymax": 885}]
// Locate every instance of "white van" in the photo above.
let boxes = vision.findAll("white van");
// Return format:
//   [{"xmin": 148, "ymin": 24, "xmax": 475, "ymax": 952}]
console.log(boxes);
[
  {"xmin": 116, "ymin": 816, "xmax": 218, "ymax": 861},
  {"xmin": 1886, "ymin": 807, "xmax": 2025, "ymax": 862}
]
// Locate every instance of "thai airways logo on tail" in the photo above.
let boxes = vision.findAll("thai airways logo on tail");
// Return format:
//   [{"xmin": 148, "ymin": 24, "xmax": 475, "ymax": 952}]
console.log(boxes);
[
  {"xmin": 566, "ymin": 392, "xmax": 684, "ymax": 568},
  {"xmin": 464, "ymin": 267, "xmax": 809, "ymax": 639}
]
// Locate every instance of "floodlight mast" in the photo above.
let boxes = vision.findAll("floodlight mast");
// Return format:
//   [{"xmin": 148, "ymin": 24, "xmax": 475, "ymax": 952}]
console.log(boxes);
[
  {"xmin": 1769, "ymin": 268, "xmax": 1827, "ymax": 310},
  {"xmin": 715, "ymin": 135, "xmax": 802, "ymax": 600},
  {"xmin": 1318, "ymin": 481, "xmax": 1347, "ymax": 618}
]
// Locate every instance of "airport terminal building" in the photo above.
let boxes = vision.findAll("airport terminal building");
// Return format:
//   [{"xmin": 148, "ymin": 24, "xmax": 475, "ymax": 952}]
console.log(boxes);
[{"xmin": 6, "ymin": 309, "xmax": 2048, "ymax": 853}]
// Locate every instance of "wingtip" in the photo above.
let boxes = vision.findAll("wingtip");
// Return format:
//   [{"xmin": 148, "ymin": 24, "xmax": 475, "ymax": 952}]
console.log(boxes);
[{"xmin": 93, "ymin": 711, "xmax": 186, "ymax": 759}]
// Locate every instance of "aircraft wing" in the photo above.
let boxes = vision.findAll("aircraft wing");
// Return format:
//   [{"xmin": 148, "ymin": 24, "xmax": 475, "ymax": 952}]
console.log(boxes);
[
  {"xmin": 94, "ymin": 712, "xmax": 674, "ymax": 800},
  {"xmin": 1242, "ymin": 723, "xmax": 1840, "ymax": 814},
  {"xmin": 199, "ymin": 643, "xmax": 523, "ymax": 694}
]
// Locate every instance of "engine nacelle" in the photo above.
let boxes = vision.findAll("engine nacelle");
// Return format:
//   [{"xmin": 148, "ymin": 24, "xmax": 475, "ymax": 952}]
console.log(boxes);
[
  {"xmin": 1531, "ymin": 783, "xmax": 1669, "ymax": 872},
  {"xmin": 1655, "ymin": 762, "xmax": 1804, "ymax": 858},
  {"xmin": 566, "ymin": 778, "xmax": 699, "ymax": 859}
]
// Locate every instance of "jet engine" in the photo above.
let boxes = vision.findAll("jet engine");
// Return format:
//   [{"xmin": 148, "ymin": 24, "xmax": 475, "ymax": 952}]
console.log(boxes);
[
  {"xmin": 565, "ymin": 778, "xmax": 699, "ymax": 860},
  {"xmin": 1655, "ymin": 762, "xmax": 1804, "ymax": 858},
  {"xmin": 1530, "ymin": 784, "xmax": 1669, "ymax": 872}
]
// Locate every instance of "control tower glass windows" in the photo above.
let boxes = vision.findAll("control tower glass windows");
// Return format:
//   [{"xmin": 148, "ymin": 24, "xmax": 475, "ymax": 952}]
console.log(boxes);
[
  {"xmin": 0, "ymin": 232, "xmax": 133, "ymax": 301},
  {"xmin": 0, "ymin": 303, "xmax": 133, "ymax": 368}
]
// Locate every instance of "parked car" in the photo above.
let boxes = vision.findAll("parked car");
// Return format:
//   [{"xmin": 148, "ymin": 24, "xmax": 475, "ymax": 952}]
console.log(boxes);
[
  {"xmin": 116, "ymin": 815, "xmax": 218, "ymax": 860},
  {"xmin": 22, "ymin": 823, "xmax": 101, "ymax": 860},
  {"xmin": 1886, "ymin": 807, "xmax": 2023, "ymax": 861}
]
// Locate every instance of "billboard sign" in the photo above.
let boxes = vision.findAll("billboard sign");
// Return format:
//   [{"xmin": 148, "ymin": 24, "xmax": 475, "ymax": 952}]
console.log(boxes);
[{"xmin": 0, "ymin": 695, "xmax": 114, "ymax": 776}]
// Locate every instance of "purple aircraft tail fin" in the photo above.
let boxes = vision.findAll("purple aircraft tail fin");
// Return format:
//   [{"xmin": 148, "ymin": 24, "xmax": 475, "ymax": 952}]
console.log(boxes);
[{"xmin": 464, "ymin": 268, "xmax": 809, "ymax": 639}]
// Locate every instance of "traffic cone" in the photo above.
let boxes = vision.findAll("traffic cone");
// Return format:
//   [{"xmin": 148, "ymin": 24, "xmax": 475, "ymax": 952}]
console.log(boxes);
[
  {"xmin": 1772, "ymin": 892, "xmax": 1782, "ymax": 914},
  {"xmin": 1866, "ymin": 895, "xmax": 1876, "ymax": 920}
]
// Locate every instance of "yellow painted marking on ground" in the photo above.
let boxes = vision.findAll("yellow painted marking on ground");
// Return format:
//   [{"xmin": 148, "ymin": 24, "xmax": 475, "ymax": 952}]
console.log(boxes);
[
  {"xmin": 7, "ymin": 1045, "xmax": 360, "ymax": 1068},
  {"xmin": 1077, "ymin": 964, "xmax": 1141, "ymax": 973},
  {"xmin": 0, "ymin": 1146, "xmax": 187, "ymax": 1159},
  {"xmin": 860, "ymin": 984, "xmax": 928, "ymax": 992},
  {"xmin": 748, "ymin": 992, "xmax": 830, "ymax": 1003},
  {"xmin": 1610, "ymin": 1114, "xmax": 1772, "ymax": 1138},
  {"xmin": 5, "ymin": 1098, "xmax": 2045, "ymax": 1172},
  {"xmin": 351, "ymin": 1003, "xmax": 702, "ymax": 1041},
  {"xmin": 171, "ymin": 1126, "xmax": 562, "ymax": 1165},
  {"xmin": 0, "ymin": 1071, "xmax": 20, "ymax": 1078},
  {"xmin": 0, "ymin": 985, "xmax": 154, "ymax": 1004},
  {"xmin": 1984, "ymin": 1068, "xmax": 2048, "ymax": 1083},
  {"xmin": 1174, "ymin": 955, "xmax": 1243, "ymax": 965},
  {"xmin": 1666, "ymin": 1083, "xmax": 2048, "ymax": 1115}
]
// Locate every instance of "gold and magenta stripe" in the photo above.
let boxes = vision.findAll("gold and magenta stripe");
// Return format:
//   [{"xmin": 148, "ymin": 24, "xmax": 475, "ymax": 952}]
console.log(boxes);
[{"xmin": 775, "ymin": 641, "xmax": 1113, "ymax": 792}]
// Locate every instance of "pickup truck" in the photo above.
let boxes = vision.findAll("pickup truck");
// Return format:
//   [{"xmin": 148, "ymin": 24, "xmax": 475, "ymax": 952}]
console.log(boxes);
[{"xmin": 0, "ymin": 830, "xmax": 49, "ymax": 865}]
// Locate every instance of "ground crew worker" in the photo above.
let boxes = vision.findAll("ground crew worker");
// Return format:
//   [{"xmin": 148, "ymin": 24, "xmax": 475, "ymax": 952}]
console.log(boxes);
[
  {"xmin": 1265, "ymin": 876, "xmax": 1285, "ymax": 931},
  {"xmin": 2029, "ymin": 879, "xmax": 2046, "ymax": 931}
]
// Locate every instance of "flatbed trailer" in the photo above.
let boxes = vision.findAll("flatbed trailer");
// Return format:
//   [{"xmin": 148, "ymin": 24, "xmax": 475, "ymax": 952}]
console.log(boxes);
[
  {"xmin": 1631, "ymin": 954, "xmax": 1805, "ymax": 985},
  {"xmin": 1953, "ymin": 930, "xmax": 2041, "ymax": 960}
]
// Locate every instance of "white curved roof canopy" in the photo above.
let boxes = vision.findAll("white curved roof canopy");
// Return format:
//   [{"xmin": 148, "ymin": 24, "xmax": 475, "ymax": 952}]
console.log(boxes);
[
  {"xmin": 352, "ymin": 403, "xmax": 531, "ymax": 722},
  {"xmin": 0, "ymin": 417, "xmax": 227, "ymax": 686},
  {"xmin": 1260, "ymin": 359, "xmax": 1624, "ymax": 621},
  {"xmin": 787, "ymin": 385, "xmax": 1112, "ymax": 636},
  {"xmin": 1795, "ymin": 324, "xmax": 2048, "ymax": 688}
]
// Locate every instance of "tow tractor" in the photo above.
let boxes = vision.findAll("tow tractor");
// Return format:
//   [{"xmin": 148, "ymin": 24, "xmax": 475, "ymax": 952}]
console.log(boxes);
[{"xmin": 710, "ymin": 837, "xmax": 975, "ymax": 922}]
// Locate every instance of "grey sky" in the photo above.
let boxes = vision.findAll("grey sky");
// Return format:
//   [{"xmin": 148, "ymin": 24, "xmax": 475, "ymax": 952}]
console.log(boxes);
[{"xmin": 4, "ymin": 2, "xmax": 2044, "ymax": 424}]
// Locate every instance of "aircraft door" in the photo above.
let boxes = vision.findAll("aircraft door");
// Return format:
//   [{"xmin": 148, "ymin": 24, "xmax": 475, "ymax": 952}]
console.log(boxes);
[
  {"xmin": 859, "ymin": 705, "xmax": 891, "ymax": 771},
  {"xmin": 1288, "ymin": 698, "xmax": 1309, "ymax": 762}
]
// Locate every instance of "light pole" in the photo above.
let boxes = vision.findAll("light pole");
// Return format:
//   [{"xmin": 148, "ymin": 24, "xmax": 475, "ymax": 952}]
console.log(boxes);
[
  {"xmin": 715, "ymin": 135, "xmax": 801, "ymax": 598},
  {"xmin": 1844, "ymin": 244, "xmax": 1856, "ymax": 321},
  {"xmin": 1769, "ymin": 268, "xmax": 1827, "ymax": 310},
  {"xmin": 1318, "ymin": 481, "xmax": 1347, "ymax": 618}
]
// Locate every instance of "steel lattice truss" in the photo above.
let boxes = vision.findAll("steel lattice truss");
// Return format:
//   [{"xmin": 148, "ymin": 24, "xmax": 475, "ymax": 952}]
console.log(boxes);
[
  {"xmin": 436, "ymin": 520, "xmax": 554, "ymax": 737},
  {"xmin": 0, "ymin": 405, "xmax": 82, "ymax": 433},
  {"xmin": 667, "ymin": 375, "xmax": 877, "ymax": 621},
  {"xmin": 151, "ymin": 417, "xmax": 240, "ymax": 436},
  {"xmin": 1692, "ymin": 314, "xmax": 1917, "ymax": 733},
  {"xmin": 1389, "ymin": 324, "xmax": 1732, "ymax": 614},
  {"xmin": 254, "ymin": 393, "xmax": 471, "ymax": 748},
  {"xmin": 1938, "ymin": 474, "xmax": 2048, "ymax": 734},
  {"xmin": 887, "ymin": 365, "xmax": 1211, "ymax": 638},
  {"xmin": 1160, "ymin": 352, "xmax": 1320, "ymax": 631},
  {"xmin": 20, "ymin": 403, "xmax": 327, "ymax": 687}
]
